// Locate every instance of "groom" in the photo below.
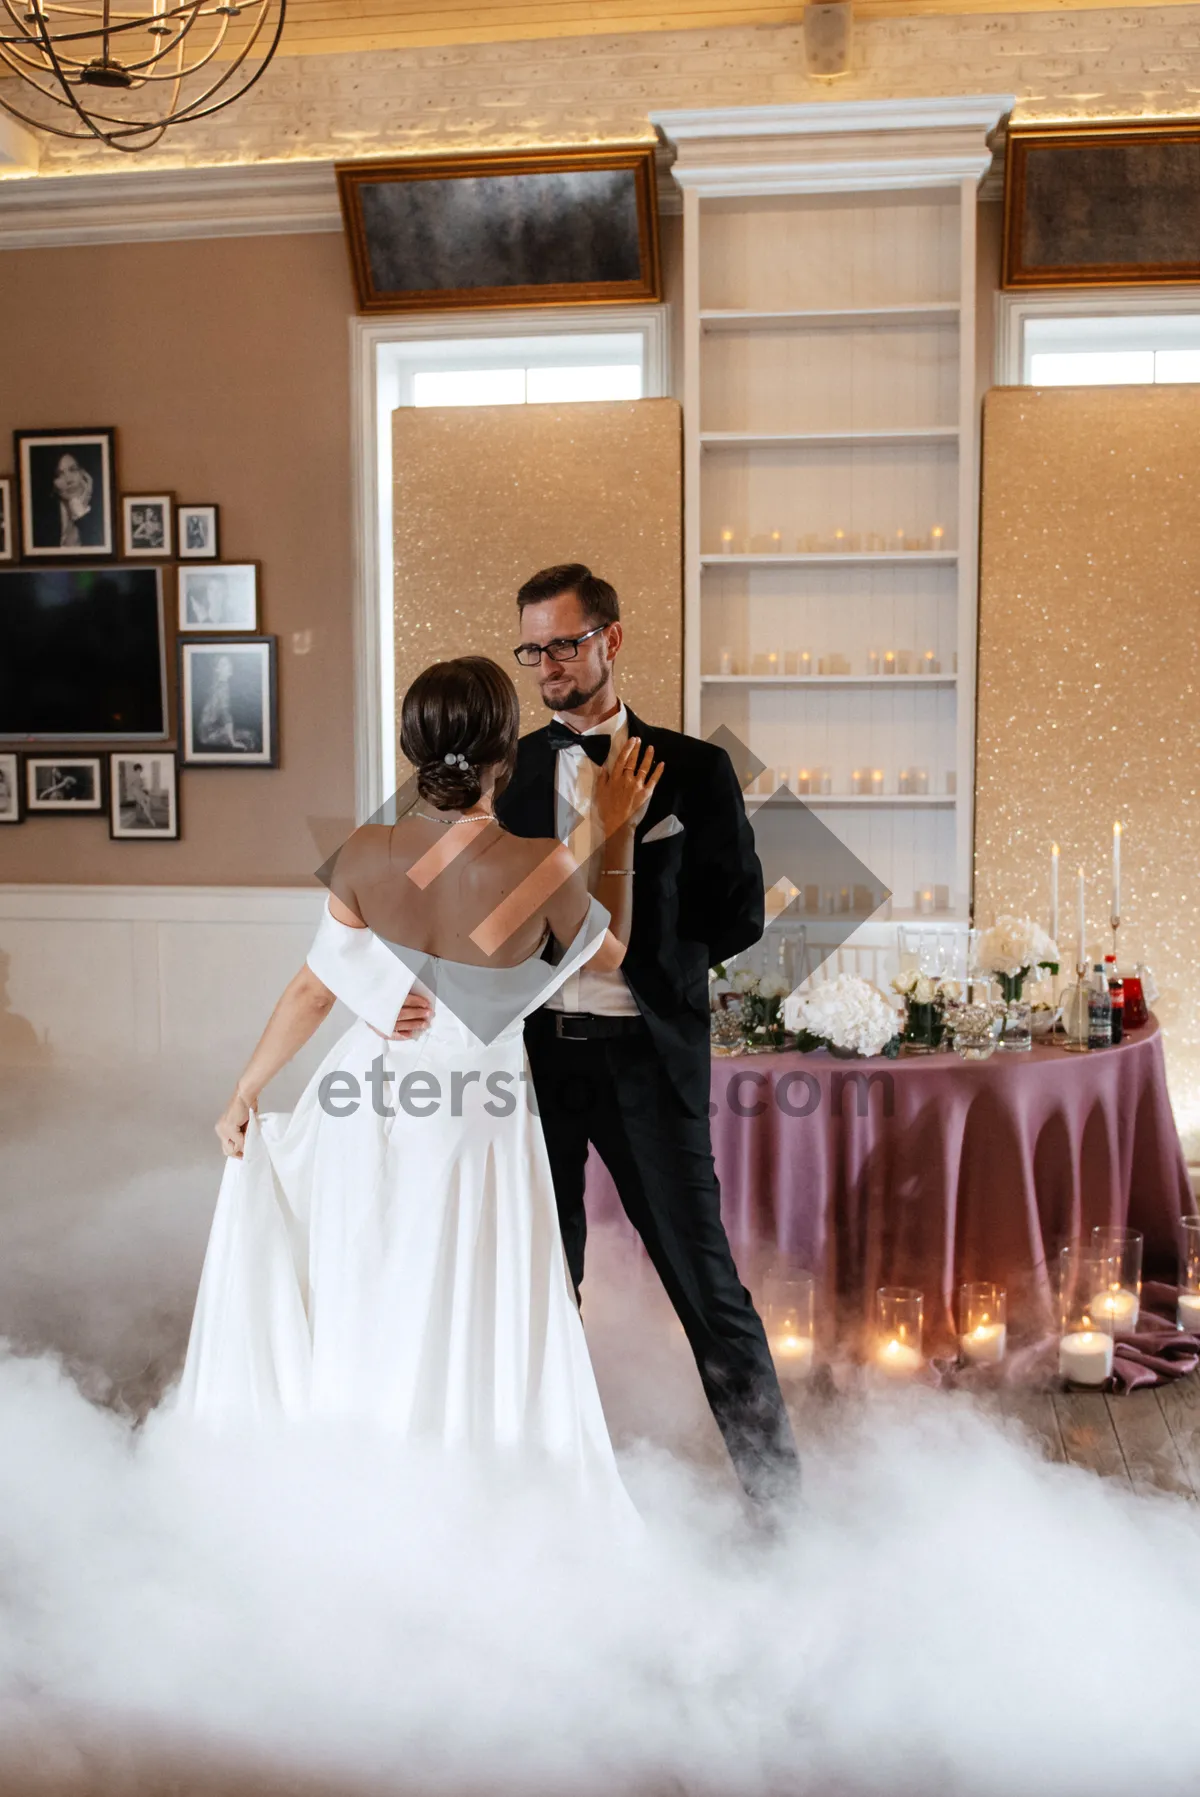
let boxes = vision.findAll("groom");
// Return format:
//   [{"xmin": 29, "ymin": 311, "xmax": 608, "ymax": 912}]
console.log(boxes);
[{"xmin": 494, "ymin": 563, "xmax": 800, "ymax": 1506}]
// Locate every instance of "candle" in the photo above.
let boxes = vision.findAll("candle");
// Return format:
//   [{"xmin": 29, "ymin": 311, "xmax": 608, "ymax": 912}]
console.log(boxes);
[
  {"xmin": 833, "ymin": 528, "xmax": 846, "ymax": 551},
  {"xmin": 766, "ymin": 650, "xmax": 780, "ymax": 677},
  {"xmin": 931, "ymin": 523, "xmax": 945, "ymax": 547},
  {"xmin": 718, "ymin": 646, "xmax": 734, "ymax": 676},
  {"xmin": 1050, "ymin": 842, "xmax": 1059, "ymax": 948},
  {"xmin": 883, "ymin": 652, "xmax": 896, "ymax": 676},
  {"xmin": 922, "ymin": 650, "xmax": 939, "ymax": 675},
  {"xmin": 876, "ymin": 1338, "xmax": 922, "ymax": 1375},
  {"xmin": 799, "ymin": 650, "xmax": 813, "ymax": 677},
  {"xmin": 796, "ymin": 768, "xmax": 811, "ymax": 794},
  {"xmin": 1112, "ymin": 821, "xmax": 1121, "ymax": 921},
  {"xmin": 870, "ymin": 769, "xmax": 884, "ymax": 795},
  {"xmin": 772, "ymin": 1333, "xmax": 815, "ymax": 1375},
  {"xmin": 1178, "ymin": 1293, "xmax": 1200, "ymax": 1332},
  {"xmin": 1089, "ymin": 1286, "xmax": 1139, "ymax": 1330},
  {"xmin": 917, "ymin": 887, "xmax": 935, "ymax": 916},
  {"xmin": 1059, "ymin": 1329, "xmax": 1114, "ymax": 1386},
  {"xmin": 1076, "ymin": 866, "xmax": 1086, "ymax": 968},
  {"xmin": 868, "ymin": 650, "xmax": 881, "ymax": 676},
  {"xmin": 960, "ymin": 1322, "xmax": 1007, "ymax": 1365},
  {"xmin": 720, "ymin": 528, "xmax": 735, "ymax": 551}
]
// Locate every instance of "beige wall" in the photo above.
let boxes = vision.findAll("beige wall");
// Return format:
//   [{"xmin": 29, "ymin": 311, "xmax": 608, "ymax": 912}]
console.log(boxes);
[{"xmin": 0, "ymin": 232, "xmax": 357, "ymax": 886}]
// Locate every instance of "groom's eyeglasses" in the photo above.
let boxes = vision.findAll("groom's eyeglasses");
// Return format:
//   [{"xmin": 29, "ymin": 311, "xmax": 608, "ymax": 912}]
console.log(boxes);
[{"xmin": 512, "ymin": 624, "xmax": 606, "ymax": 667}]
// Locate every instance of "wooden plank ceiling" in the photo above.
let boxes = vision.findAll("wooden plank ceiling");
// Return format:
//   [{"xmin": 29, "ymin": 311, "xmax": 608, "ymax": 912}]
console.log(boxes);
[{"xmin": 276, "ymin": 0, "xmax": 1192, "ymax": 56}]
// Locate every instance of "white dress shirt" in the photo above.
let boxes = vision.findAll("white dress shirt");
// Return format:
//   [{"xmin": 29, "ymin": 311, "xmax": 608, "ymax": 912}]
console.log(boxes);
[{"xmin": 543, "ymin": 701, "xmax": 640, "ymax": 1016}]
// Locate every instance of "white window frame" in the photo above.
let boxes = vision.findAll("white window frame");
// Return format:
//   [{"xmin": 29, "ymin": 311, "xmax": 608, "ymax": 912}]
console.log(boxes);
[
  {"xmin": 348, "ymin": 304, "xmax": 672, "ymax": 818},
  {"xmin": 994, "ymin": 285, "xmax": 1200, "ymax": 385}
]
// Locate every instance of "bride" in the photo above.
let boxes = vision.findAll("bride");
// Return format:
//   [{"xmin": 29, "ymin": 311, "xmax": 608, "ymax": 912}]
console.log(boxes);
[{"xmin": 175, "ymin": 655, "xmax": 661, "ymax": 1501}]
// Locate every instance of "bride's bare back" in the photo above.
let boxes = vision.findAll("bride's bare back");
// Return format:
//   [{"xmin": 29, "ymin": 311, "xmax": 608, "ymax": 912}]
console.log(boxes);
[{"xmin": 328, "ymin": 818, "xmax": 588, "ymax": 968}]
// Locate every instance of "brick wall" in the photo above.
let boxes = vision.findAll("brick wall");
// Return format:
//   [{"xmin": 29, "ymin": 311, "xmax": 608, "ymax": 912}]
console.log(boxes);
[{"xmin": 31, "ymin": 6, "xmax": 1200, "ymax": 174}]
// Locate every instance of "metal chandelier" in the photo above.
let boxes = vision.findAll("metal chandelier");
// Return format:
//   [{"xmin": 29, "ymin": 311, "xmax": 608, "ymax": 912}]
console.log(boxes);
[{"xmin": 0, "ymin": 0, "xmax": 286, "ymax": 152}]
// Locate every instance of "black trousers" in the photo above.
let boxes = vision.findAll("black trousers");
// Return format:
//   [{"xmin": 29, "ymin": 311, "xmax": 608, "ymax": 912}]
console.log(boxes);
[{"xmin": 524, "ymin": 1011, "xmax": 800, "ymax": 1506}]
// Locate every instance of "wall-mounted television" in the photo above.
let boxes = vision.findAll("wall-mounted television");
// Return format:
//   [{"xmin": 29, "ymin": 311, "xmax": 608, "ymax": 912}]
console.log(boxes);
[{"xmin": 0, "ymin": 566, "xmax": 168, "ymax": 741}]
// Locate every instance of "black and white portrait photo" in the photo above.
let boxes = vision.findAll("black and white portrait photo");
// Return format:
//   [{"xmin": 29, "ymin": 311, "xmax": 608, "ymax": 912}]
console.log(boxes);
[
  {"xmin": 122, "ymin": 494, "xmax": 174, "ymax": 559},
  {"xmin": 25, "ymin": 756, "xmax": 104, "ymax": 813},
  {"xmin": 0, "ymin": 477, "xmax": 12, "ymax": 562},
  {"xmin": 15, "ymin": 429, "xmax": 116, "ymax": 559},
  {"xmin": 0, "ymin": 752, "xmax": 21, "ymax": 823},
  {"xmin": 177, "ymin": 563, "xmax": 258, "ymax": 632},
  {"xmin": 177, "ymin": 503, "xmax": 220, "ymax": 560},
  {"xmin": 109, "ymin": 752, "xmax": 179, "ymax": 840},
  {"xmin": 179, "ymin": 637, "xmax": 277, "ymax": 767}
]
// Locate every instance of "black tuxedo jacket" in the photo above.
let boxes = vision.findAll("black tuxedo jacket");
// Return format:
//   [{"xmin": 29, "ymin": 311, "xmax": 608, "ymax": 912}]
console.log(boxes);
[{"xmin": 494, "ymin": 707, "xmax": 765, "ymax": 1118}]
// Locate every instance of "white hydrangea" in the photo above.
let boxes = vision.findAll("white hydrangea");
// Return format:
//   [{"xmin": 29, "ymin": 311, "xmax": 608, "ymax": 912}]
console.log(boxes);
[
  {"xmin": 783, "ymin": 973, "xmax": 901, "ymax": 1059},
  {"xmin": 976, "ymin": 915, "xmax": 1060, "ymax": 979}
]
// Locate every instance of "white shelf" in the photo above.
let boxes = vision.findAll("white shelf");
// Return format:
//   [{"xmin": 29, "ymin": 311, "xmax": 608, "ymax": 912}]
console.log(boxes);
[
  {"xmin": 702, "ymin": 674, "xmax": 956, "ymax": 687},
  {"xmin": 701, "ymin": 551, "xmax": 959, "ymax": 568},
  {"xmin": 700, "ymin": 427, "xmax": 959, "ymax": 450},
  {"xmin": 700, "ymin": 304, "xmax": 961, "ymax": 332},
  {"xmin": 746, "ymin": 793, "xmax": 956, "ymax": 810}
]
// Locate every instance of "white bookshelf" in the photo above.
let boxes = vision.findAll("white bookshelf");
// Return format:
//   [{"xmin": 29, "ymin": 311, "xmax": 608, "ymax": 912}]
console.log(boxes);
[{"xmin": 652, "ymin": 98, "xmax": 1011, "ymax": 926}]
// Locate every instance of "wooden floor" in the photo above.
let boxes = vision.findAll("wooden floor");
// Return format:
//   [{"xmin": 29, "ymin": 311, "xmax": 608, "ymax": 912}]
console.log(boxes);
[{"xmin": 970, "ymin": 1372, "xmax": 1200, "ymax": 1499}]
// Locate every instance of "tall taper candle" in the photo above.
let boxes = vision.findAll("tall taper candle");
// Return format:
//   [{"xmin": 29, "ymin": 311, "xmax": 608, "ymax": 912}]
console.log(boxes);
[
  {"xmin": 1112, "ymin": 822, "xmax": 1121, "ymax": 921},
  {"xmin": 1077, "ymin": 866, "xmax": 1086, "ymax": 968},
  {"xmin": 1050, "ymin": 842, "xmax": 1060, "ymax": 946}
]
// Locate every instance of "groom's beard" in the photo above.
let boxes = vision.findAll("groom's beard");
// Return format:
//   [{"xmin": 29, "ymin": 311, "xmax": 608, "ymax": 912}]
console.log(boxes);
[{"xmin": 539, "ymin": 667, "xmax": 610, "ymax": 712}]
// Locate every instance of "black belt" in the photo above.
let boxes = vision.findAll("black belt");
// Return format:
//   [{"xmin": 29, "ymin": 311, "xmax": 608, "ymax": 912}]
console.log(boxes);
[{"xmin": 549, "ymin": 1011, "xmax": 647, "ymax": 1040}]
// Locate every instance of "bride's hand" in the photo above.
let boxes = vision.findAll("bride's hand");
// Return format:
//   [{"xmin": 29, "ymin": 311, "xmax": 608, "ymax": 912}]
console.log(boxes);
[
  {"xmin": 216, "ymin": 1088, "xmax": 255, "ymax": 1158},
  {"xmin": 592, "ymin": 737, "xmax": 663, "ymax": 836}
]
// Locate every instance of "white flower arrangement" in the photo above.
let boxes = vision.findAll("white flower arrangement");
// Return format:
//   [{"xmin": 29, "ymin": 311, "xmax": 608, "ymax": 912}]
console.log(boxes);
[
  {"xmin": 976, "ymin": 916, "xmax": 1060, "ymax": 981},
  {"xmin": 891, "ymin": 970, "xmax": 961, "ymax": 1006},
  {"xmin": 783, "ymin": 973, "xmax": 902, "ymax": 1059}
]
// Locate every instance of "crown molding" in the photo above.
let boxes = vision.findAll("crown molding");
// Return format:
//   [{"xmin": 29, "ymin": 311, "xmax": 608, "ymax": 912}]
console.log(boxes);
[
  {"xmin": 651, "ymin": 94, "xmax": 1014, "ymax": 194},
  {"xmin": 0, "ymin": 157, "xmax": 343, "ymax": 250},
  {"xmin": 0, "ymin": 140, "xmax": 681, "ymax": 251}
]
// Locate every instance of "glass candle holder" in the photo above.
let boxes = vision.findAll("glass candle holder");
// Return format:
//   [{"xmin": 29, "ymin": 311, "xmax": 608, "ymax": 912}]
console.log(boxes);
[
  {"xmin": 795, "ymin": 767, "xmax": 812, "ymax": 795},
  {"xmin": 1058, "ymin": 1244, "xmax": 1117, "ymax": 1386},
  {"xmin": 763, "ymin": 1267, "xmax": 816, "ymax": 1378},
  {"xmin": 1060, "ymin": 965, "xmax": 1091, "ymax": 1053},
  {"xmin": 814, "ymin": 767, "xmax": 832, "ymax": 795},
  {"xmin": 766, "ymin": 649, "xmax": 781, "ymax": 678},
  {"xmin": 1179, "ymin": 1217, "xmax": 1200, "ymax": 1331},
  {"xmin": 1089, "ymin": 1226, "xmax": 1143, "ymax": 1331},
  {"xmin": 868, "ymin": 649, "xmax": 882, "ymax": 676},
  {"xmin": 870, "ymin": 769, "xmax": 885, "ymax": 796},
  {"xmin": 852, "ymin": 768, "xmax": 869, "ymax": 796},
  {"xmin": 718, "ymin": 646, "xmax": 736, "ymax": 676},
  {"xmin": 922, "ymin": 650, "xmax": 940, "ymax": 675},
  {"xmin": 930, "ymin": 524, "xmax": 946, "ymax": 550},
  {"xmin": 874, "ymin": 1286, "xmax": 923, "ymax": 1375},
  {"xmin": 883, "ymin": 651, "xmax": 897, "ymax": 676},
  {"xmin": 959, "ymin": 1282, "xmax": 1007, "ymax": 1364}
]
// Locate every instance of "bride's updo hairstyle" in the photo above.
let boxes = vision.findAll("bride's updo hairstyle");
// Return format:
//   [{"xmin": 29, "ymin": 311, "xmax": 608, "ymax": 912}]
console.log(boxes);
[{"xmin": 400, "ymin": 655, "xmax": 520, "ymax": 811}]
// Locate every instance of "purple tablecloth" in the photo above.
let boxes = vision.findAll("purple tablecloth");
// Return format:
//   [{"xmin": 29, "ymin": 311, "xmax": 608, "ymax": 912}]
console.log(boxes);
[{"xmin": 584, "ymin": 1018, "xmax": 1195, "ymax": 1358}]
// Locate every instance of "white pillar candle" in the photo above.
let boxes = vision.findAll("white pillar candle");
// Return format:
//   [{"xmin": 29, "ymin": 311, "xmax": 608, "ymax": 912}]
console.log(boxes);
[
  {"xmin": 1089, "ymin": 1287, "xmax": 1139, "ymax": 1330},
  {"xmin": 876, "ymin": 1338, "xmax": 922, "ymax": 1376},
  {"xmin": 1112, "ymin": 822, "xmax": 1121, "ymax": 921},
  {"xmin": 960, "ymin": 1322, "xmax": 1007, "ymax": 1365},
  {"xmin": 1059, "ymin": 1330, "xmax": 1114, "ymax": 1386},
  {"xmin": 1050, "ymin": 842, "xmax": 1059, "ymax": 948},
  {"xmin": 772, "ymin": 1333, "xmax": 815, "ymax": 1375},
  {"xmin": 1177, "ymin": 1293, "xmax": 1200, "ymax": 1332}
]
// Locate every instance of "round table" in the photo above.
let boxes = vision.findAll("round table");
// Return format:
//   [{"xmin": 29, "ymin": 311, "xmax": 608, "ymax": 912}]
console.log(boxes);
[{"xmin": 583, "ymin": 1018, "xmax": 1193, "ymax": 1356}]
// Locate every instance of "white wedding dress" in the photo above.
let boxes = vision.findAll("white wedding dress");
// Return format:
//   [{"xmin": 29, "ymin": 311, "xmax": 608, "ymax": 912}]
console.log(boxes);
[{"xmin": 175, "ymin": 894, "xmax": 631, "ymax": 1508}]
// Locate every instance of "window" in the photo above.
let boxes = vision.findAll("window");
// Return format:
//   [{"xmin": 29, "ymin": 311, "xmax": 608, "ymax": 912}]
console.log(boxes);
[
  {"xmin": 355, "ymin": 314, "xmax": 667, "ymax": 810},
  {"xmin": 1016, "ymin": 308, "xmax": 1200, "ymax": 385}
]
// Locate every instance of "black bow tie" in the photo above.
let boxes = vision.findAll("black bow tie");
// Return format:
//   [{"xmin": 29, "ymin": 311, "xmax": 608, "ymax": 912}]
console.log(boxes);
[{"xmin": 546, "ymin": 720, "xmax": 611, "ymax": 766}]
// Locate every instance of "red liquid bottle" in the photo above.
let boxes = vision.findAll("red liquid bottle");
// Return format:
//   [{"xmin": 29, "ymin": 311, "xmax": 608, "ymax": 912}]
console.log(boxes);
[
  {"xmin": 1123, "ymin": 968, "xmax": 1148, "ymax": 1030},
  {"xmin": 1104, "ymin": 954, "xmax": 1124, "ymax": 1045}
]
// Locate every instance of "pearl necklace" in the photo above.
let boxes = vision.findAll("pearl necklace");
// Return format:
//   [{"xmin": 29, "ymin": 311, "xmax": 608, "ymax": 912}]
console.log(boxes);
[{"xmin": 412, "ymin": 807, "xmax": 494, "ymax": 828}]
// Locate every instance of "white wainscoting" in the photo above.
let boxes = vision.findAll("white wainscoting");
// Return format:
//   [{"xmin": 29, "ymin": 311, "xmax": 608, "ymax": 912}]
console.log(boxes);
[{"xmin": 0, "ymin": 884, "xmax": 343, "ymax": 1071}]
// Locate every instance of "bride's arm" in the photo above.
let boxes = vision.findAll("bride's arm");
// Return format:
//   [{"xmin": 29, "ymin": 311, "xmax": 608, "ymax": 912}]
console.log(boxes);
[
  {"xmin": 215, "ymin": 966, "xmax": 337, "ymax": 1158},
  {"xmin": 542, "ymin": 738, "xmax": 662, "ymax": 973}
]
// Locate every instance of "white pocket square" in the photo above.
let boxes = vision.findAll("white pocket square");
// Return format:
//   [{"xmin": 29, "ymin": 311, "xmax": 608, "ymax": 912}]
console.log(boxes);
[{"xmin": 643, "ymin": 813, "xmax": 684, "ymax": 843}]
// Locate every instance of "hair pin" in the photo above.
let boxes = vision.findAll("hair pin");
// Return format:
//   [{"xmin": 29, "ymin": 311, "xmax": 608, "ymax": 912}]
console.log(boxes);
[{"xmin": 443, "ymin": 752, "xmax": 470, "ymax": 771}]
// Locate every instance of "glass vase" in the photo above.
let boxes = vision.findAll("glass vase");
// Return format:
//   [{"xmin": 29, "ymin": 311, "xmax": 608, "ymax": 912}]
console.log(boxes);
[
  {"xmin": 997, "ymin": 968, "xmax": 1033, "ymax": 1053},
  {"xmin": 1178, "ymin": 1217, "xmax": 1200, "ymax": 1332},
  {"xmin": 1089, "ymin": 1226, "xmax": 1143, "ymax": 1331},
  {"xmin": 902, "ymin": 1000, "xmax": 944, "ymax": 1055},
  {"xmin": 763, "ymin": 1266, "xmax": 816, "ymax": 1379}
]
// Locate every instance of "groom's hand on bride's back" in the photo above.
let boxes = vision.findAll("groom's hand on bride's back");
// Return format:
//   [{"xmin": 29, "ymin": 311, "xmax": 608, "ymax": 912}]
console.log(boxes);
[{"xmin": 369, "ymin": 992, "xmax": 434, "ymax": 1041}]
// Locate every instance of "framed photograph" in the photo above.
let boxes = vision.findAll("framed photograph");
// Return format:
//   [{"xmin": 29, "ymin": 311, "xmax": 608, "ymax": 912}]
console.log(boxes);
[
  {"xmin": 1004, "ymin": 123, "xmax": 1200, "ymax": 289},
  {"xmin": 0, "ymin": 565, "xmax": 167, "ymax": 742},
  {"xmin": 336, "ymin": 146, "xmax": 662, "ymax": 315},
  {"xmin": 122, "ymin": 493, "xmax": 174, "ymax": 559},
  {"xmin": 177, "ymin": 503, "xmax": 220, "ymax": 560},
  {"xmin": 109, "ymin": 751, "xmax": 178, "ymax": 840},
  {"xmin": 0, "ymin": 477, "xmax": 12, "ymax": 561},
  {"xmin": 15, "ymin": 428, "xmax": 116, "ymax": 559},
  {"xmin": 179, "ymin": 636, "xmax": 278, "ymax": 767},
  {"xmin": 0, "ymin": 751, "xmax": 21, "ymax": 823},
  {"xmin": 25, "ymin": 754, "xmax": 104, "ymax": 813},
  {"xmin": 177, "ymin": 562, "xmax": 258, "ymax": 632}
]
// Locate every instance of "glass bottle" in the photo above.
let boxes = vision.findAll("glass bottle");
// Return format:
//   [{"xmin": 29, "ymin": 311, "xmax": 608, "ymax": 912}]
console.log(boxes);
[
  {"xmin": 1104, "ymin": 954, "xmax": 1124, "ymax": 1046},
  {"xmin": 1088, "ymin": 963, "xmax": 1112, "ymax": 1049},
  {"xmin": 1123, "ymin": 967, "xmax": 1148, "ymax": 1030}
]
